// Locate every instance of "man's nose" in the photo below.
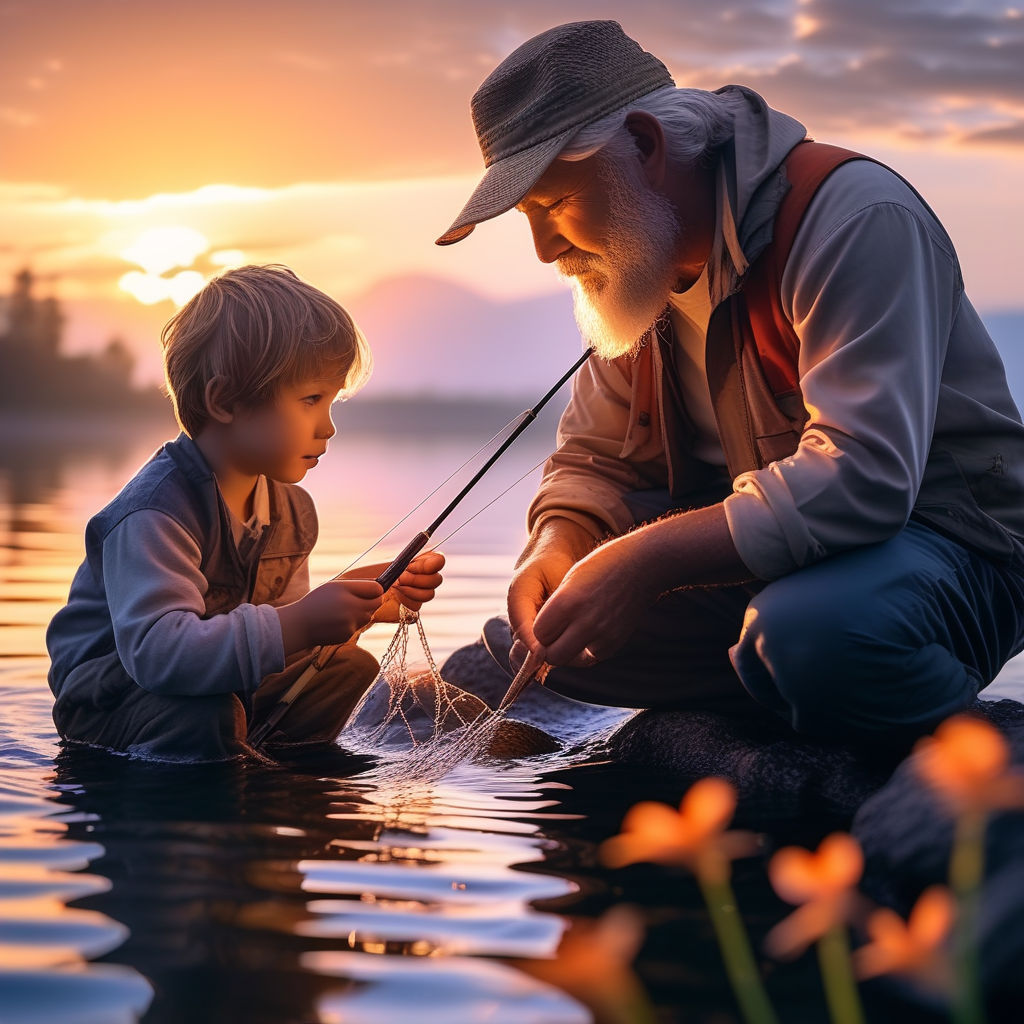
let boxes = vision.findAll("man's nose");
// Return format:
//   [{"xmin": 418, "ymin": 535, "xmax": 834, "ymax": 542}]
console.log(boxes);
[{"xmin": 529, "ymin": 215, "xmax": 570, "ymax": 265}]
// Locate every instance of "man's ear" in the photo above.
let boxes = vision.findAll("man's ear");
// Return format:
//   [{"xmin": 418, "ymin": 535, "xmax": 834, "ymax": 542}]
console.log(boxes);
[
  {"xmin": 203, "ymin": 376, "xmax": 235, "ymax": 424},
  {"xmin": 624, "ymin": 111, "xmax": 667, "ymax": 187}
]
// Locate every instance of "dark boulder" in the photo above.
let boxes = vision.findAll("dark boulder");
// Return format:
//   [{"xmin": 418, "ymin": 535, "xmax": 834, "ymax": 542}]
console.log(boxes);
[
  {"xmin": 607, "ymin": 707, "xmax": 899, "ymax": 818},
  {"xmin": 850, "ymin": 698, "xmax": 1024, "ymax": 1021}
]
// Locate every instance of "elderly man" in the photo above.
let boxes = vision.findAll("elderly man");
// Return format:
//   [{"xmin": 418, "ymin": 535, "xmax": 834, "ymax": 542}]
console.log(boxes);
[{"xmin": 437, "ymin": 21, "xmax": 1024, "ymax": 746}]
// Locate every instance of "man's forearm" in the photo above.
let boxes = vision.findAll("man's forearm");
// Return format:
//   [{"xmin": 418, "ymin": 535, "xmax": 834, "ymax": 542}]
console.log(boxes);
[
  {"xmin": 626, "ymin": 502, "xmax": 755, "ymax": 592},
  {"xmin": 516, "ymin": 514, "xmax": 602, "ymax": 569}
]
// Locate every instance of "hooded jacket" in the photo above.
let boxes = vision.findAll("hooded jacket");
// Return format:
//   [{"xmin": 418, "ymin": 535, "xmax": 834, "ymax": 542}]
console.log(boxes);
[{"xmin": 527, "ymin": 86, "xmax": 1024, "ymax": 579}]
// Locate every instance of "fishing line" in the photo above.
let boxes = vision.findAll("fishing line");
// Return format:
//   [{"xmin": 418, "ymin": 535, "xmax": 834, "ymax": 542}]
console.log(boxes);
[
  {"xmin": 249, "ymin": 347, "xmax": 593, "ymax": 749},
  {"xmin": 336, "ymin": 410, "xmax": 533, "ymax": 578},
  {"xmin": 429, "ymin": 452, "xmax": 552, "ymax": 550}
]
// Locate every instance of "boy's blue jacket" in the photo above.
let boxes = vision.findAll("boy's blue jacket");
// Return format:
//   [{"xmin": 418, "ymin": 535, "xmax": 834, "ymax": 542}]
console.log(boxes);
[{"xmin": 47, "ymin": 433, "xmax": 317, "ymax": 714}]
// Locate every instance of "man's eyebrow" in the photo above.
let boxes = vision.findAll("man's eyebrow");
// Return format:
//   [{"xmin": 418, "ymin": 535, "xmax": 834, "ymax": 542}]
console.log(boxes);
[{"xmin": 516, "ymin": 190, "xmax": 561, "ymax": 214}]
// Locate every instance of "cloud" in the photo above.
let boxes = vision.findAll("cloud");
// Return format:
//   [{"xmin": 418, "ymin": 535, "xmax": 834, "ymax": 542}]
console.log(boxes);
[
  {"xmin": 0, "ymin": 173, "xmax": 554, "ymax": 310},
  {"xmin": 963, "ymin": 120, "xmax": 1024, "ymax": 145},
  {"xmin": 274, "ymin": 51, "xmax": 333, "ymax": 74},
  {"xmin": 0, "ymin": 106, "xmax": 36, "ymax": 126},
  {"xmin": 717, "ymin": 0, "xmax": 1024, "ymax": 146}
]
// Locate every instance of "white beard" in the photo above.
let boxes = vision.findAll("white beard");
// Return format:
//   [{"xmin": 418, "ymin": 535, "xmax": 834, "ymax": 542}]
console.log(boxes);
[{"xmin": 559, "ymin": 151, "xmax": 681, "ymax": 361}]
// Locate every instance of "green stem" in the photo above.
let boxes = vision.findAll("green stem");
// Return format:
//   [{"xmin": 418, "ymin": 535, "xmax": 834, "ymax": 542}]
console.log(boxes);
[
  {"xmin": 698, "ymin": 873, "xmax": 779, "ymax": 1024},
  {"xmin": 949, "ymin": 810, "xmax": 989, "ymax": 1024},
  {"xmin": 616, "ymin": 982, "xmax": 659, "ymax": 1024},
  {"xmin": 816, "ymin": 925, "xmax": 865, "ymax": 1024}
]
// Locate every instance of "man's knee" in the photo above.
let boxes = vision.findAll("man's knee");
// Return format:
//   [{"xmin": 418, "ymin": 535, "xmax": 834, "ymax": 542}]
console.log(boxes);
[
  {"xmin": 731, "ymin": 578, "xmax": 838, "ymax": 725},
  {"xmin": 732, "ymin": 574, "xmax": 978, "ymax": 744}
]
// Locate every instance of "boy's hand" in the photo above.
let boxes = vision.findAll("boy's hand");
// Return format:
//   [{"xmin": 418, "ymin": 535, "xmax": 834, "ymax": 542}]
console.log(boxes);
[
  {"xmin": 278, "ymin": 579, "xmax": 384, "ymax": 654},
  {"xmin": 342, "ymin": 551, "xmax": 445, "ymax": 623}
]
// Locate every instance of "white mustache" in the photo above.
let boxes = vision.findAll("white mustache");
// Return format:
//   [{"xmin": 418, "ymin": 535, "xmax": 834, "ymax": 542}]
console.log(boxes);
[{"xmin": 557, "ymin": 253, "xmax": 600, "ymax": 278}]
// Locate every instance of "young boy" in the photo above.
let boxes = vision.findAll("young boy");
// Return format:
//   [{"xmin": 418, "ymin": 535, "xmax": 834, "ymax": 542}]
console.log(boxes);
[{"xmin": 46, "ymin": 265, "xmax": 444, "ymax": 762}]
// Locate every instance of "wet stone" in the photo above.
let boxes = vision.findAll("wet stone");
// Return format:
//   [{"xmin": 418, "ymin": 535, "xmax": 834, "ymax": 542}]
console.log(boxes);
[
  {"xmin": 607, "ymin": 707, "xmax": 898, "ymax": 818},
  {"xmin": 345, "ymin": 655, "xmax": 560, "ymax": 757}
]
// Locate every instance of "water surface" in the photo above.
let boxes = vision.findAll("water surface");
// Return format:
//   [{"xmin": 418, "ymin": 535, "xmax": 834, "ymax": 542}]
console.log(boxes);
[{"xmin": 2, "ymin": 409, "xmax": 1021, "ymax": 1023}]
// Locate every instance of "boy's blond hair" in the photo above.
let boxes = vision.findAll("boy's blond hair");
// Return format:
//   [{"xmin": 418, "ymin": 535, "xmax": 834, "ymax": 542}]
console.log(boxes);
[{"xmin": 161, "ymin": 265, "xmax": 371, "ymax": 437}]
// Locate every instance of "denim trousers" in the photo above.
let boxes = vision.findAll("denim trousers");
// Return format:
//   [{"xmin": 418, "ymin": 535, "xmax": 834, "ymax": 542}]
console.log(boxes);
[{"xmin": 543, "ymin": 520, "xmax": 1024, "ymax": 747}]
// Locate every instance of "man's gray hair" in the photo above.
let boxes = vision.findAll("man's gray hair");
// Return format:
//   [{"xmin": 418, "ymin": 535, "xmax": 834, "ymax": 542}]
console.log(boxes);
[{"xmin": 559, "ymin": 85, "xmax": 734, "ymax": 164}]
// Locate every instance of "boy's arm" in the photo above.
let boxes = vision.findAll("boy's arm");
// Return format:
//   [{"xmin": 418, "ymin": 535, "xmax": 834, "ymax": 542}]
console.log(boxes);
[{"xmin": 103, "ymin": 509, "xmax": 285, "ymax": 696}]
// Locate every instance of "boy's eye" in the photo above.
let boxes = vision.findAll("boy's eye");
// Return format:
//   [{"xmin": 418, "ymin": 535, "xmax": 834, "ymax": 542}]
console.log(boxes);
[{"xmin": 301, "ymin": 394, "xmax": 322, "ymax": 405}]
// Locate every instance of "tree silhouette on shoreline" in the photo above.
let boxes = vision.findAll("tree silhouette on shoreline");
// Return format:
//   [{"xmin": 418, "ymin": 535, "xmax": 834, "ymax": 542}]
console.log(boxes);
[{"xmin": 0, "ymin": 268, "xmax": 168, "ymax": 415}]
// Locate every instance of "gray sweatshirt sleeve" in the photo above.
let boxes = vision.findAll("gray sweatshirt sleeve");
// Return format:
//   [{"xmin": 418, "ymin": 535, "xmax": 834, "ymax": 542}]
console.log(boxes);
[
  {"xmin": 103, "ymin": 509, "xmax": 286, "ymax": 696},
  {"xmin": 724, "ymin": 161, "xmax": 961, "ymax": 579}
]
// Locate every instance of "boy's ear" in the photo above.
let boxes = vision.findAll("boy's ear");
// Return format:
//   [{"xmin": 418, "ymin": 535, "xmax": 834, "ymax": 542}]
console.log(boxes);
[{"xmin": 203, "ymin": 377, "xmax": 235, "ymax": 424}]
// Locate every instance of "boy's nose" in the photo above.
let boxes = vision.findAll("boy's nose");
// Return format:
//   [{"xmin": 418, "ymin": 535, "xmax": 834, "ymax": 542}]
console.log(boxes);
[{"xmin": 320, "ymin": 409, "xmax": 337, "ymax": 439}]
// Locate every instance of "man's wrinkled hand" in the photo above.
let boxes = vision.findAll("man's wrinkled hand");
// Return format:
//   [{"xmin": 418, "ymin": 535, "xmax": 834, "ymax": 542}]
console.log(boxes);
[{"xmin": 531, "ymin": 532, "xmax": 661, "ymax": 667}]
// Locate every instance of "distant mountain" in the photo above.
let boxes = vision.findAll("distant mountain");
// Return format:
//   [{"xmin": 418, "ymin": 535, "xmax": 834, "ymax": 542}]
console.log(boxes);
[
  {"xmin": 347, "ymin": 275, "xmax": 1024, "ymax": 411},
  {"xmin": 347, "ymin": 274, "xmax": 584, "ymax": 400}
]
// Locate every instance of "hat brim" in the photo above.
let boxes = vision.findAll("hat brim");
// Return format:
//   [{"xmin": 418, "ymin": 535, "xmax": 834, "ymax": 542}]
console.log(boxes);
[{"xmin": 435, "ymin": 129, "xmax": 577, "ymax": 246}]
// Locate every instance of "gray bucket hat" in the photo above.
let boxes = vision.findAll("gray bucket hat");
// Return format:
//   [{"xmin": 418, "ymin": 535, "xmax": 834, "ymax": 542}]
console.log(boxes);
[{"xmin": 436, "ymin": 20, "xmax": 675, "ymax": 246}]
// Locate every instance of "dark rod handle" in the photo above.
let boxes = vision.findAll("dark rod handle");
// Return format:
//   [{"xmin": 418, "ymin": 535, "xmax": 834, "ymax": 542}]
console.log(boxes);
[
  {"xmin": 248, "ymin": 701, "xmax": 288, "ymax": 748},
  {"xmin": 375, "ymin": 531, "xmax": 430, "ymax": 591}
]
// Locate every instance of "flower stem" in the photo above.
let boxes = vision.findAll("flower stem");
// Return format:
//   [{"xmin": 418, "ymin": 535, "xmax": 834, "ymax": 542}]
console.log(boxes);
[
  {"xmin": 816, "ymin": 925, "xmax": 865, "ymax": 1024},
  {"xmin": 698, "ymin": 873, "xmax": 779, "ymax": 1024},
  {"xmin": 949, "ymin": 810, "xmax": 989, "ymax": 1024}
]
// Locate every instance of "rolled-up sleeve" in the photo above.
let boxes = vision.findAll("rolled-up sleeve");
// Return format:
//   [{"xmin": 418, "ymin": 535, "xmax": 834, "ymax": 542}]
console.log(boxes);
[
  {"xmin": 724, "ymin": 170, "xmax": 961, "ymax": 580},
  {"xmin": 104, "ymin": 510, "xmax": 285, "ymax": 696}
]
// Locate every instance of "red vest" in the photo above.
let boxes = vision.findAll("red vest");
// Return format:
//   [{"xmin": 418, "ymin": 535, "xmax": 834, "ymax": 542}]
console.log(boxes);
[{"xmin": 702, "ymin": 141, "xmax": 871, "ymax": 478}]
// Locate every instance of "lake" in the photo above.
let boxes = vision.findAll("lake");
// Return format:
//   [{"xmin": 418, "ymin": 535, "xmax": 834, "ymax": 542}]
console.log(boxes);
[{"xmin": 1, "ymin": 403, "xmax": 1022, "ymax": 1024}]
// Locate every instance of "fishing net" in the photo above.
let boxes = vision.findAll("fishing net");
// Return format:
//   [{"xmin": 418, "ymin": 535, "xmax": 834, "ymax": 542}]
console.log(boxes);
[{"xmin": 341, "ymin": 607, "xmax": 547, "ymax": 782}]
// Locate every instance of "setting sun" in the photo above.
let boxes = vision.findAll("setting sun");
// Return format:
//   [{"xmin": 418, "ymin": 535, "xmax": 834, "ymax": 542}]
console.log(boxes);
[
  {"xmin": 117, "ymin": 225, "xmax": 210, "ymax": 306},
  {"xmin": 120, "ymin": 225, "xmax": 209, "ymax": 275}
]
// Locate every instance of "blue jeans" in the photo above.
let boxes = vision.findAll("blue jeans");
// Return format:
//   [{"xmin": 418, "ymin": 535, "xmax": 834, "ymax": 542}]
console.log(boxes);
[
  {"xmin": 732, "ymin": 520, "xmax": 1024, "ymax": 745},
  {"xmin": 543, "ymin": 519, "xmax": 1024, "ymax": 747}
]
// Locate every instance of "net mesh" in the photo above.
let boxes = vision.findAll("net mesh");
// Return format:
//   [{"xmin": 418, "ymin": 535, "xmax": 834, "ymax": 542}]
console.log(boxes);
[{"xmin": 341, "ymin": 608, "xmax": 536, "ymax": 782}]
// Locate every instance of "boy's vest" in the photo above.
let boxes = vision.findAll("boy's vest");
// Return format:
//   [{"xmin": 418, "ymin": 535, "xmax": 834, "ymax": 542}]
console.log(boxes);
[
  {"xmin": 48, "ymin": 434, "xmax": 316, "ymax": 702},
  {"xmin": 84, "ymin": 434, "xmax": 317, "ymax": 614}
]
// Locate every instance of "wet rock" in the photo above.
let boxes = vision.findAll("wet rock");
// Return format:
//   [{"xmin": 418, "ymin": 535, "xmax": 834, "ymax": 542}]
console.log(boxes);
[
  {"xmin": 851, "ymin": 698, "xmax": 1024, "ymax": 1022},
  {"xmin": 487, "ymin": 718, "xmax": 561, "ymax": 757},
  {"xmin": 607, "ymin": 708, "xmax": 898, "ymax": 818},
  {"xmin": 344, "ymin": 670, "xmax": 491, "ymax": 746},
  {"xmin": 343, "ymin": 660, "xmax": 560, "ymax": 757},
  {"xmin": 440, "ymin": 638, "xmax": 629, "ymax": 743}
]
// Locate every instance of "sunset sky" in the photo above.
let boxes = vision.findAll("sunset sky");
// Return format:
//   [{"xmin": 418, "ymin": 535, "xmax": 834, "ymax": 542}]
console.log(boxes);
[{"xmin": 1, "ymin": 0, "xmax": 1022, "ymax": 393}]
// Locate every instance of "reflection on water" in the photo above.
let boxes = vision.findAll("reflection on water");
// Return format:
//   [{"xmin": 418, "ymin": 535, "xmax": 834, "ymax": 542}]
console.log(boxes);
[
  {"xmin": 0, "ymin": 408, "xmax": 603, "ymax": 1024},
  {"xmin": 1, "ymin": 409, "xmax": 1021, "ymax": 1023}
]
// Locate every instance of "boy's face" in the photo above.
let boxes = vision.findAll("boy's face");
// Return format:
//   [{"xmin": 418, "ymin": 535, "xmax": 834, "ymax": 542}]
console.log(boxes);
[{"xmin": 224, "ymin": 371, "xmax": 348, "ymax": 484}]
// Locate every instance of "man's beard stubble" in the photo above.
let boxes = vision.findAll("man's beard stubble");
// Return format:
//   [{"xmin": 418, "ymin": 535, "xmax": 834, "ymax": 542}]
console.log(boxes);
[{"xmin": 558, "ymin": 149, "xmax": 682, "ymax": 362}]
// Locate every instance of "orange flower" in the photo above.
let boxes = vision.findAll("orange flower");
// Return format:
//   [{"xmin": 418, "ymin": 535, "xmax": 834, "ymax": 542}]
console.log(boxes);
[
  {"xmin": 600, "ymin": 777, "xmax": 758, "ymax": 883},
  {"xmin": 765, "ymin": 833, "xmax": 863, "ymax": 959},
  {"xmin": 515, "ymin": 904, "xmax": 655, "ymax": 1024},
  {"xmin": 912, "ymin": 714, "xmax": 1024, "ymax": 816},
  {"xmin": 853, "ymin": 886, "xmax": 954, "ymax": 991}
]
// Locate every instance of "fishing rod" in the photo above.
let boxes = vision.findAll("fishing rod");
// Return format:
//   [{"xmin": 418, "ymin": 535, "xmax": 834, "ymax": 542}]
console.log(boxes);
[
  {"xmin": 249, "ymin": 346, "xmax": 593, "ymax": 749},
  {"xmin": 374, "ymin": 346, "xmax": 593, "ymax": 590}
]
